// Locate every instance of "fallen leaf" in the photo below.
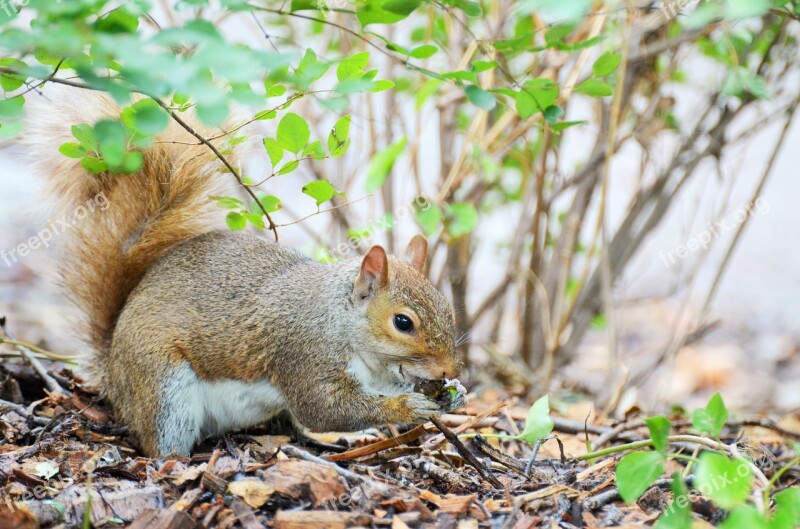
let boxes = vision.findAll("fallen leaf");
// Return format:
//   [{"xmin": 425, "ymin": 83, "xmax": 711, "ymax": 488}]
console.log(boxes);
[
  {"xmin": 33, "ymin": 461, "xmax": 58, "ymax": 480},
  {"xmin": 257, "ymin": 460, "xmax": 345, "ymax": 507},
  {"xmin": 438, "ymin": 494, "xmax": 476, "ymax": 515},
  {"xmin": 228, "ymin": 479, "xmax": 275, "ymax": 508},
  {"xmin": 171, "ymin": 463, "xmax": 207, "ymax": 486},
  {"xmin": 391, "ymin": 516, "xmax": 410, "ymax": 529}
]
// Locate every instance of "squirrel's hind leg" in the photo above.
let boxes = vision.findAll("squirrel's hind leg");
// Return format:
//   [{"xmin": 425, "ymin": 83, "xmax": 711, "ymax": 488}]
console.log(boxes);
[{"xmin": 153, "ymin": 362, "xmax": 205, "ymax": 456}]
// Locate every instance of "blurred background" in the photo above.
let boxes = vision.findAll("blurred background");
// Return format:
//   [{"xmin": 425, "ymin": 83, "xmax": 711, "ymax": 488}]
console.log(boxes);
[{"xmin": 1, "ymin": 0, "xmax": 798, "ymax": 416}]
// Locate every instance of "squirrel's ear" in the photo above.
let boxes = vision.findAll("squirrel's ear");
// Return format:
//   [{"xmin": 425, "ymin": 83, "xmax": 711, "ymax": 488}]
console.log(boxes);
[
  {"xmin": 403, "ymin": 234, "xmax": 428, "ymax": 273},
  {"xmin": 354, "ymin": 245, "xmax": 389, "ymax": 300}
]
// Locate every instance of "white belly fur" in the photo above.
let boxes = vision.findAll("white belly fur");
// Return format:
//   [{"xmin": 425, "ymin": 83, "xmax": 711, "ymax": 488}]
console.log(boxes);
[{"xmin": 177, "ymin": 363, "xmax": 286, "ymax": 436}]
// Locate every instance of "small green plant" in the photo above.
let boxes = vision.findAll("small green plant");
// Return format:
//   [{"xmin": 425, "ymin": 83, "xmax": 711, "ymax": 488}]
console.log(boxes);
[
  {"xmin": 582, "ymin": 393, "xmax": 800, "ymax": 528},
  {"xmin": 460, "ymin": 394, "xmax": 555, "ymax": 445}
]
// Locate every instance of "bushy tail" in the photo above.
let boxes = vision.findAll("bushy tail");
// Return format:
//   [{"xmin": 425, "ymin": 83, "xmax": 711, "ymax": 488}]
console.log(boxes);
[{"xmin": 24, "ymin": 86, "xmax": 233, "ymax": 381}]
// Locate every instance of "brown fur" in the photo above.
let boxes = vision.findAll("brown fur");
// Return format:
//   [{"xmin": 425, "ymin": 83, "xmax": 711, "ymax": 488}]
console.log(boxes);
[{"xmin": 24, "ymin": 86, "xmax": 231, "ymax": 386}]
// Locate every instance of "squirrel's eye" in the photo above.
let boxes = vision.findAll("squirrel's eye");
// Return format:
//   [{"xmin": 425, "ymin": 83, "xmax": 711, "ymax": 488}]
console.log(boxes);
[{"xmin": 393, "ymin": 314, "xmax": 414, "ymax": 333}]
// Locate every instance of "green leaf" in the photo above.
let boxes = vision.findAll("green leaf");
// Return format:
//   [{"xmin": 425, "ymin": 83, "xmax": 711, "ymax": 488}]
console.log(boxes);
[
  {"xmin": 552, "ymin": 120, "xmax": 588, "ymax": 132},
  {"xmin": 302, "ymin": 180, "xmax": 343, "ymax": 206},
  {"xmin": 646, "ymin": 417, "xmax": 671, "ymax": 456},
  {"xmin": 590, "ymin": 312, "xmax": 606, "ymax": 329},
  {"xmin": 123, "ymin": 98, "xmax": 168, "ymax": 135},
  {"xmin": 336, "ymin": 77, "xmax": 374, "ymax": 94},
  {"xmin": 276, "ymin": 159, "xmax": 300, "ymax": 176},
  {"xmin": 253, "ymin": 194, "xmax": 282, "ymax": 213},
  {"xmin": 0, "ymin": 121, "xmax": 22, "ymax": 137},
  {"xmin": 471, "ymin": 60, "xmax": 497, "ymax": 73},
  {"xmin": 692, "ymin": 392, "xmax": 729, "ymax": 437},
  {"xmin": 369, "ymin": 79, "xmax": 395, "ymax": 92},
  {"xmin": 121, "ymin": 151, "xmax": 144, "ymax": 174},
  {"xmin": 545, "ymin": 24, "xmax": 576, "ymax": 44},
  {"xmin": 654, "ymin": 474, "xmax": 692, "ymax": 529},
  {"xmin": 211, "ymin": 195, "xmax": 244, "ymax": 210},
  {"xmin": 356, "ymin": 0, "xmax": 420, "ymax": 26},
  {"xmin": 442, "ymin": 70, "xmax": 479, "ymax": 83},
  {"xmin": 59, "ymin": 143, "xmax": 87, "ymax": 159},
  {"xmin": 226, "ymin": 211, "xmax": 247, "ymax": 231},
  {"xmin": 265, "ymin": 82, "xmax": 286, "ymax": 98},
  {"xmin": 517, "ymin": 395, "xmax": 555, "ymax": 445},
  {"xmin": 458, "ymin": 1, "xmax": 482, "ymax": 16},
  {"xmin": 515, "ymin": 92, "xmax": 537, "ymax": 120},
  {"xmin": 228, "ymin": 135, "xmax": 248, "ymax": 148},
  {"xmin": 244, "ymin": 211, "xmax": 265, "ymax": 230},
  {"xmin": 416, "ymin": 79, "xmax": 442, "ymax": 109},
  {"xmin": 337, "ymin": 52, "xmax": 370, "ymax": 81},
  {"xmin": 694, "ymin": 452, "xmax": 752, "ymax": 509},
  {"xmin": 302, "ymin": 140, "xmax": 326, "ymax": 159},
  {"xmin": 95, "ymin": 7, "xmax": 140, "ymax": 33},
  {"xmin": 464, "ymin": 85, "xmax": 496, "ymax": 111},
  {"xmin": 772, "ymin": 487, "xmax": 800, "ymax": 529},
  {"xmin": 327, "ymin": 115, "xmax": 351, "ymax": 157},
  {"xmin": 0, "ymin": 59, "xmax": 26, "ymax": 91},
  {"xmin": 94, "ymin": 119, "xmax": 127, "ymax": 169},
  {"xmin": 414, "ymin": 197, "xmax": 442, "ymax": 236},
  {"xmin": 80, "ymin": 156, "xmax": 108, "ymax": 174},
  {"xmin": 196, "ymin": 99, "xmax": 230, "ymax": 126},
  {"xmin": 0, "ymin": 74, "xmax": 25, "ymax": 92},
  {"xmin": 71, "ymin": 124, "xmax": 97, "ymax": 150},
  {"xmin": 516, "ymin": 78, "xmax": 560, "ymax": 119},
  {"xmin": 543, "ymin": 105, "xmax": 564, "ymax": 123},
  {"xmin": 289, "ymin": 0, "xmax": 317, "ymax": 11},
  {"xmin": 616, "ymin": 451, "xmax": 665, "ymax": 503},
  {"xmin": 719, "ymin": 505, "xmax": 769, "ymax": 529},
  {"xmin": 276, "ymin": 112, "xmax": 310, "ymax": 154},
  {"xmin": 592, "ymin": 51, "xmax": 622, "ymax": 77},
  {"xmin": 366, "ymin": 137, "xmax": 407, "ymax": 193},
  {"xmin": 295, "ymin": 49, "xmax": 329, "ymax": 85},
  {"xmin": 255, "ymin": 109, "xmax": 277, "ymax": 120},
  {"xmin": 0, "ymin": 95, "xmax": 24, "ymax": 119},
  {"xmin": 409, "ymin": 45, "xmax": 437, "ymax": 59},
  {"xmin": 723, "ymin": 0, "xmax": 771, "ymax": 20},
  {"xmin": 527, "ymin": 78, "xmax": 560, "ymax": 108},
  {"xmin": 447, "ymin": 202, "xmax": 478, "ymax": 238},
  {"xmin": 262, "ymin": 137, "xmax": 284, "ymax": 166},
  {"xmin": 575, "ymin": 79, "xmax": 613, "ymax": 97}
]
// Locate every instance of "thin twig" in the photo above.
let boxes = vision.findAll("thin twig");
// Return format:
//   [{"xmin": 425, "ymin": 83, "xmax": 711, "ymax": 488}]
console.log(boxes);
[
  {"xmin": 0, "ymin": 398, "xmax": 50, "ymax": 426},
  {"xmin": 152, "ymin": 99, "xmax": 279, "ymax": 240},
  {"xmin": 430, "ymin": 415, "xmax": 503, "ymax": 488},
  {"xmin": 281, "ymin": 445, "xmax": 393, "ymax": 494},
  {"xmin": 0, "ymin": 317, "xmax": 71, "ymax": 396}
]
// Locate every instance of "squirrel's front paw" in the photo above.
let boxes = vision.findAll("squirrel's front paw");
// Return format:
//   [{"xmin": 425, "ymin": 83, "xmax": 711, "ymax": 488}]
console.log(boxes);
[
  {"xmin": 413, "ymin": 378, "xmax": 468, "ymax": 414},
  {"xmin": 392, "ymin": 393, "xmax": 442, "ymax": 424}
]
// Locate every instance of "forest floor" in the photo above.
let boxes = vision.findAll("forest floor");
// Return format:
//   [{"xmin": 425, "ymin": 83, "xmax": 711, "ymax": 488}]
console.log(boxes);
[{"xmin": 0, "ymin": 353, "xmax": 798, "ymax": 529}]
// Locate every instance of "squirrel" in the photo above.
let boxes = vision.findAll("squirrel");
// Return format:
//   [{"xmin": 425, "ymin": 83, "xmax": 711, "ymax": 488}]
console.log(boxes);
[{"xmin": 25, "ymin": 87, "xmax": 464, "ymax": 457}]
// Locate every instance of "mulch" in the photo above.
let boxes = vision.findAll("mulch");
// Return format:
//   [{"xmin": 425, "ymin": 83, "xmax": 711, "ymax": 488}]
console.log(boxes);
[{"xmin": 0, "ymin": 358, "xmax": 798, "ymax": 529}]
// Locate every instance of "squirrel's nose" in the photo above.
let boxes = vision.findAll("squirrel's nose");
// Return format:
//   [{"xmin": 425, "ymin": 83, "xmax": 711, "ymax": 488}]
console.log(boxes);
[{"xmin": 441, "ymin": 363, "xmax": 459, "ymax": 379}]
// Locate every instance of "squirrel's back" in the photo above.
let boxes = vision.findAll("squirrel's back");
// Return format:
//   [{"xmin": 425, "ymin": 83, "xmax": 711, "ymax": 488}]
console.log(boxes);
[
  {"xmin": 110, "ymin": 230, "xmax": 358, "ymax": 378},
  {"xmin": 24, "ymin": 86, "xmax": 233, "ymax": 385}
]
